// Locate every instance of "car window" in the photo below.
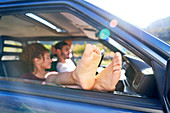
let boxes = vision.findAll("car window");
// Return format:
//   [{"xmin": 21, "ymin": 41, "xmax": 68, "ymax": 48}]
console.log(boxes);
[
  {"xmin": 0, "ymin": 3, "xmax": 162, "ymax": 103},
  {"xmin": 1, "ymin": 40, "xmax": 22, "ymax": 60}
]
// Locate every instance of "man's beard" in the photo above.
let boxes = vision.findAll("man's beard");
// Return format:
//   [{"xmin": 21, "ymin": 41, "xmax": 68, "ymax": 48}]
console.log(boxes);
[{"xmin": 61, "ymin": 52, "xmax": 69, "ymax": 59}]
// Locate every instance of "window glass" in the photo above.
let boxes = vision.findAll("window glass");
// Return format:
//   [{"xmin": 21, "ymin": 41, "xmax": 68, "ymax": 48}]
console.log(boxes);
[
  {"xmin": 108, "ymin": 38, "xmax": 136, "ymax": 56},
  {"xmin": 1, "ymin": 55, "xmax": 20, "ymax": 60},
  {"xmin": 3, "ymin": 47, "xmax": 22, "ymax": 53},
  {"xmin": 3, "ymin": 40, "xmax": 22, "ymax": 53},
  {"xmin": 4, "ymin": 40, "xmax": 22, "ymax": 46}
]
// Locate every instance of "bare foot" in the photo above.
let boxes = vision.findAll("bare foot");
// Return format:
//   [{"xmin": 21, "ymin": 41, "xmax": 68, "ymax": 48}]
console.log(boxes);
[
  {"xmin": 93, "ymin": 52, "xmax": 122, "ymax": 91},
  {"xmin": 73, "ymin": 44, "xmax": 101, "ymax": 90}
]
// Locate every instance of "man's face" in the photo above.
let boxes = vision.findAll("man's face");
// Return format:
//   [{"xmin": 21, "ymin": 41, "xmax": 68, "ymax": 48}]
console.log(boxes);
[{"xmin": 61, "ymin": 45, "xmax": 71, "ymax": 59}]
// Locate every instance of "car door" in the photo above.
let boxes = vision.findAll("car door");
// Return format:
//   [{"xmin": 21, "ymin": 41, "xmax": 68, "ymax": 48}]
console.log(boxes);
[
  {"xmin": 0, "ymin": 0, "xmax": 169, "ymax": 112},
  {"xmin": 163, "ymin": 59, "xmax": 170, "ymax": 112}
]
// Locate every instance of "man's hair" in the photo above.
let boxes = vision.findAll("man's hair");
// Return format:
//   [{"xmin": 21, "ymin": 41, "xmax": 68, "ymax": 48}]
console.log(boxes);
[
  {"xmin": 54, "ymin": 41, "xmax": 69, "ymax": 50},
  {"xmin": 21, "ymin": 43, "xmax": 49, "ymax": 71}
]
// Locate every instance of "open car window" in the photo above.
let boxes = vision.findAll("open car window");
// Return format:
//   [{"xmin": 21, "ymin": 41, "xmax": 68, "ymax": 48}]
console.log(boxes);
[{"xmin": 0, "ymin": 11, "xmax": 156, "ymax": 99}]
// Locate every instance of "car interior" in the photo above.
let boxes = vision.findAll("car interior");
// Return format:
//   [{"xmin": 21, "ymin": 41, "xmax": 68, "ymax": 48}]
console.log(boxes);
[{"xmin": 0, "ymin": 11, "xmax": 158, "ymax": 99}]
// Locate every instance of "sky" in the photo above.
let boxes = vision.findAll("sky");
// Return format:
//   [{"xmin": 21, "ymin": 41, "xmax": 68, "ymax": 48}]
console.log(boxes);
[{"xmin": 85, "ymin": 0, "xmax": 170, "ymax": 28}]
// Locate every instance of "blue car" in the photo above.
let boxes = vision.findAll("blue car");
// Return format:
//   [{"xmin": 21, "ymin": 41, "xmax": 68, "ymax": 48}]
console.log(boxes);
[{"xmin": 0, "ymin": 0, "xmax": 170, "ymax": 112}]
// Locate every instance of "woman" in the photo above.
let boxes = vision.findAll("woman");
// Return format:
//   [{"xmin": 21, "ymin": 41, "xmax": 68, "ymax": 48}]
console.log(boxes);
[
  {"xmin": 21, "ymin": 43, "xmax": 52, "ymax": 81},
  {"xmin": 21, "ymin": 43, "xmax": 122, "ymax": 91}
]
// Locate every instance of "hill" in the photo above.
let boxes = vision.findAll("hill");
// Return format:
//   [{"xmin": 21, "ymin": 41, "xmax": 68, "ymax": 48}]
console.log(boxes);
[{"xmin": 145, "ymin": 16, "xmax": 170, "ymax": 43}]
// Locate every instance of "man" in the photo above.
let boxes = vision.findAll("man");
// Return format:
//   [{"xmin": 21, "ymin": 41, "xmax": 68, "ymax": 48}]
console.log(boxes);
[
  {"xmin": 54, "ymin": 41, "xmax": 76, "ymax": 73},
  {"xmin": 64, "ymin": 39, "xmax": 76, "ymax": 63}
]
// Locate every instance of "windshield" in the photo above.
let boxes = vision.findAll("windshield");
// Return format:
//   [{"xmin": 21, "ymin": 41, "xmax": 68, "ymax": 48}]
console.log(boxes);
[{"xmin": 86, "ymin": 0, "xmax": 170, "ymax": 44}]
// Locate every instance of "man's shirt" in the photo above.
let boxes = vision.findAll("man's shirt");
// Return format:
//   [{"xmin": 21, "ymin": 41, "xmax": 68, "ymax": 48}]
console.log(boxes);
[{"xmin": 56, "ymin": 59, "xmax": 76, "ymax": 73}]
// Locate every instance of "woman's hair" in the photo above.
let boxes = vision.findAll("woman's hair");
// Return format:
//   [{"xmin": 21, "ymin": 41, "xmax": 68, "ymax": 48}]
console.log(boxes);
[{"xmin": 21, "ymin": 43, "xmax": 49, "ymax": 71}]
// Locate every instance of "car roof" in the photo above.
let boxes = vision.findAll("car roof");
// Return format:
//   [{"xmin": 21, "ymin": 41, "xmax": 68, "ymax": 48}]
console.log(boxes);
[{"xmin": 0, "ymin": 10, "xmax": 97, "ymax": 40}]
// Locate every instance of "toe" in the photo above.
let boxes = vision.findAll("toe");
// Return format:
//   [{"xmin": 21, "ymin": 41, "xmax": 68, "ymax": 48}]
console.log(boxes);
[
  {"xmin": 84, "ymin": 44, "xmax": 93, "ymax": 56},
  {"xmin": 115, "ymin": 52, "xmax": 121, "ymax": 58},
  {"xmin": 92, "ymin": 45, "xmax": 97, "ymax": 51},
  {"xmin": 96, "ymin": 47, "xmax": 101, "ymax": 54}
]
